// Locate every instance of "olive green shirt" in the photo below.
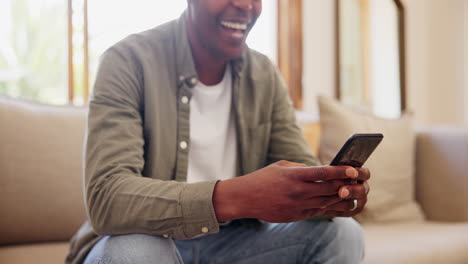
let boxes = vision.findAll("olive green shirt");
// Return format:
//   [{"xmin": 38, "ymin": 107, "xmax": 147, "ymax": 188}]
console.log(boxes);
[{"xmin": 66, "ymin": 12, "xmax": 320, "ymax": 264}]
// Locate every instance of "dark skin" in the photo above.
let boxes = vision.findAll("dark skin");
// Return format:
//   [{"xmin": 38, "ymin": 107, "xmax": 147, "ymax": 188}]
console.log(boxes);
[{"xmin": 186, "ymin": 0, "xmax": 370, "ymax": 222}]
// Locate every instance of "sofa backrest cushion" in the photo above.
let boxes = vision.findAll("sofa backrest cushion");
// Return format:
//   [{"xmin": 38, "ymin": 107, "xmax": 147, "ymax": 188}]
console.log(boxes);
[
  {"xmin": 318, "ymin": 96, "xmax": 425, "ymax": 223},
  {"xmin": 0, "ymin": 96, "xmax": 88, "ymax": 245},
  {"xmin": 415, "ymin": 126, "xmax": 468, "ymax": 221}
]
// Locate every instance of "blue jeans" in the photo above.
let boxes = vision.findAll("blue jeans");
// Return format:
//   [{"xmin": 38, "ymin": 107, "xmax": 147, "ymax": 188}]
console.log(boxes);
[{"xmin": 83, "ymin": 218, "xmax": 364, "ymax": 264}]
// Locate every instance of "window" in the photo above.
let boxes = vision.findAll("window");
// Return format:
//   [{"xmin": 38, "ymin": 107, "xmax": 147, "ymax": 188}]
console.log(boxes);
[
  {"xmin": 1, "ymin": 0, "xmax": 282, "ymax": 106},
  {"xmin": 336, "ymin": 0, "xmax": 406, "ymax": 118},
  {"xmin": 0, "ymin": 0, "xmax": 68, "ymax": 104}
]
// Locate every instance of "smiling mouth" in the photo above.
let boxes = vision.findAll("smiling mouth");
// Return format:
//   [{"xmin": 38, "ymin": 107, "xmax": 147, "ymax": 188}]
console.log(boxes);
[
  {"xmin": 221, "ymin": 21, "xmax": 248, "ymax": 30},
  {"xmin": 220, "ymin": 20, "xmax": 251, "ymax": 39}
]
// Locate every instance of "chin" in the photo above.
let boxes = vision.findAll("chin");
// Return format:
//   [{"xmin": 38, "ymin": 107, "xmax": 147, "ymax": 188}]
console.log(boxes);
[{"xmin": 223, "ymin": 45, "xmax": 245, "ymax": 60}]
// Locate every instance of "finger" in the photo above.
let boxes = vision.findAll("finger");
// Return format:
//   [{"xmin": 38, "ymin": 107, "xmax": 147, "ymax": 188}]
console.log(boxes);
[
  {"xmin": 291, "ymin": 166, "xmax": 359, "ymax": 182},
  {"xmin": 324, "ymin": 198, "xmax": 367, "ymax": 212},
  {"xmin": 323, "ymin": 206, "xmax": 365, "ymax": 217},
  {"xmin": 287, "ymin": 180, "xmax": 349, "ymax": 200},
  {"xmin": 303, "ymin": 208, "xmax": 326, "ymax": 218},
  {"xmin": 337, "ymin": 184, "xmax": 368, "ymax": 199},
  {"xmin": 299, "ymin": 180, "xmax": 349, "ymax": 198},
  {"xmin": 301, "ymin": 195, "xmax": 343, "ymax": 210},
  {"xmin": 275, "ymin": 160, "xmax": 307, "ymax": 167},
  {"xmin": 323, "ymin": 210, "xmax": 357, "ymax": 217},
  {"xmin": 355, "ymin": 167, "xmax": 371, "ymax": 181},
  {"xmin": 283, "ymin": 162, "xmax": 308, "ymax": 168},
  {"xmin": 363, "ymin": 181, "xmax": 370, "ymax": 195}
]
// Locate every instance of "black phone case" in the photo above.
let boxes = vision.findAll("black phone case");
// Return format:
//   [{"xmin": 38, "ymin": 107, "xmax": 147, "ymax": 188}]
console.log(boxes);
[{"xmin": 330, "ymin": 133, "xmax": 384, "ymax": 168}]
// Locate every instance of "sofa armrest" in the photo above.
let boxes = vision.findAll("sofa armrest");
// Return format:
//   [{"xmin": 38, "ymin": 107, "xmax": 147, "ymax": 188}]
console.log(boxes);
[{"xmin": 415, "ymin": 126, "xmax": 468, "ymax": 222}]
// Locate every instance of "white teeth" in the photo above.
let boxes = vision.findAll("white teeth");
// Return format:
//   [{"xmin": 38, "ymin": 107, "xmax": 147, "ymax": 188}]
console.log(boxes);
[
  {"xmin": 221, "ymin": 21, "xmax": 248, "ymax": 30},
  {"xmin": 232, "ymin": 32, "xmax": 245, "ymax": 38}
]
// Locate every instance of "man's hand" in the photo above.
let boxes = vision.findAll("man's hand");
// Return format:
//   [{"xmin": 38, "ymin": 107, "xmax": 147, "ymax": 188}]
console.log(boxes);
[{"xmin": 213, "ymin": 160, "xmax": 370, "ymax": 223}]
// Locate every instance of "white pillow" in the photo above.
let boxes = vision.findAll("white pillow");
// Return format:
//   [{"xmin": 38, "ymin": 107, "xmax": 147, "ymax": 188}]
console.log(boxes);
[{"xmin": 318, "ymin": 96, "xmax": 425, "ymax": 223}]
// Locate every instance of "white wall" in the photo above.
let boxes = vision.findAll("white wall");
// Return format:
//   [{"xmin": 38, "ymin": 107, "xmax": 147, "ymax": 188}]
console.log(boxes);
[
  {"xmin": 302, "ymin": 0, "xmax": 467, "ymax": 125},
  {"xmin": 405, "ymin": 0, "xmax": 466, "ymax": 125},
  {"xmin": 465, "ymin": 0, "xmax": 468, "ymax": 124},
  {"xmin": 369, "ymin": 0, "xmax": 401, "ymax": 119},
  {"xmin": 302, "ymin": 0, "xmax": 336, "ymax": 115},
  {"xmin": 402, "ymin": 0, "xmax": 430, "ymax": 124}
]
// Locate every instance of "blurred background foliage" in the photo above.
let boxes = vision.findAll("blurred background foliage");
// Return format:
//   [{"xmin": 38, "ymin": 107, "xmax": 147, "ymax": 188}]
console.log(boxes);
[{"xmin": 0, "ymin": 0, "xmax": 68, "ymax": 104}]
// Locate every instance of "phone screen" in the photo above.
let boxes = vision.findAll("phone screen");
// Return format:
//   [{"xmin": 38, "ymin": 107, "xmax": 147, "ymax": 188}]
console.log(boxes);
[{"xmin": 330, "ymin": 134, "xmax": 383, "ymax": 168}]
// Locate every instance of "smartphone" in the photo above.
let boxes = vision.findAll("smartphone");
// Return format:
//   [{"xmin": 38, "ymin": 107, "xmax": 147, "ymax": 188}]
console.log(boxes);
[
  {"xmin": 330, "ymin": 133, "xmax": 384, "ymax": 168},
  {"xmin": 330, "ymin": 133, "xmax": 383, "ymax": 184}
]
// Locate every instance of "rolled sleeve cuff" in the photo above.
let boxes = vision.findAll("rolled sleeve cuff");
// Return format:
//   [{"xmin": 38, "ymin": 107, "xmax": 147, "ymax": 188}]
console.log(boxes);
[{"xmin": 174, "ymin": 180, "xmax": 220, "ymax": 239}]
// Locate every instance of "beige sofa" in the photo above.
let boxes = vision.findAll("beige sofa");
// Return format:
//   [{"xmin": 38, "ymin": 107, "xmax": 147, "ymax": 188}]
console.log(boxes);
[
  {"xmin": 1, "ymin": 96, "xmax": 468, "ymax": 263},
  {"xmin": 362, "ymin": 125, "xmax": 468, "ymax": 263}
]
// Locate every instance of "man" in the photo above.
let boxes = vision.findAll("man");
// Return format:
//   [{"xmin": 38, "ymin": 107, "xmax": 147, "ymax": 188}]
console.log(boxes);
[{"xmin": 66, "ymin": 0, "xmax": 370, "ymax": 263}]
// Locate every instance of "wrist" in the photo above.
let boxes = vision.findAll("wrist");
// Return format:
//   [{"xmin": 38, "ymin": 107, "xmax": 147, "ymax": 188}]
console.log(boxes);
[{"xmin": 212, "ymin": 178, "xmax": 246, "ymax": 222}]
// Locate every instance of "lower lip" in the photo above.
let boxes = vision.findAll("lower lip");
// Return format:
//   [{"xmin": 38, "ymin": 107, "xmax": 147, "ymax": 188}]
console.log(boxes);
[{"xmin": 220, "ymin": 25, "xmax": 246, "ymax": 41}]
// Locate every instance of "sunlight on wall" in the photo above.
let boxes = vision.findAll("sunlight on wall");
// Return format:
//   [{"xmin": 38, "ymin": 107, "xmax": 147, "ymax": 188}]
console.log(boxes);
[
  {"xmin": 339, "ymin": 0, "xmax": 365, "ymax": 107},
  {"xmin": 87, "ymin": 0, "xmax": 277, "ymax": 88},
  {"xmin": 369, "ymin": 0, "xmax": 401, "ymax": 119},
  {"xmin": 464, "ymin": 0, "xmax": 468, "ymax": 124},
  {"xmin": 248, "ymin": 1, "xmax": 277, "ymax": 63},
  {"xmin": 87, "ymin": 1, "xmax": 276, "ymax": 62}
]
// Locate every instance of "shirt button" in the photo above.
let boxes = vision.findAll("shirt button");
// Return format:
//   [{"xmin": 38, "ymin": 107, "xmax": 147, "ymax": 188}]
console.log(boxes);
[
  {"xmin": 201, "ymin": 227, "xmax": 209, "ymax": 233},
  {"xmin": 190, "ymin": 77, "xmax": 198, "ymax": 85},
  {"xmin": 181, "ymin": 96, "xmax": 189, "ymax": 104},
  {"xmin": 179, "ymin": 141, "xmax": 188, "ymax": 150},
  {"xmin": 163, "ymin": 233, "xmax": 169, "ymax": 238}
]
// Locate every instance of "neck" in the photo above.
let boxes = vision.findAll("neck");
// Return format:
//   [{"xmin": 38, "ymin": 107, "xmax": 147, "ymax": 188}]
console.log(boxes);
[
  {"xmin": 191, "ymin": 46, "xmax": 227, "ymax": 85},
  {"xmin": 186, "ymin": 20, "xmax": 227, "ymax": 86}
]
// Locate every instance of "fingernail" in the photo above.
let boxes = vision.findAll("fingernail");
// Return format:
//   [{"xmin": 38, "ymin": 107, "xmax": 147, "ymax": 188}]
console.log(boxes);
[
  {"xmin": 340, "ymin": 188, "xmax": 350, "ymax": 198},
  {"xmin": 346, "ymin": 168, "xmax": 358, "ymax": 178},
  {"xmin": 365, "ymin": 182, "xmax": 370, "ymax": 194}
]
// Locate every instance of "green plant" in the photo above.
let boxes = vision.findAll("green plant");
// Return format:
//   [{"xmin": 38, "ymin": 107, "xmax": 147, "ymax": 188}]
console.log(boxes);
[{"xmin": 0, "ymin": 0, "xmax": 67, "ymax": 104}]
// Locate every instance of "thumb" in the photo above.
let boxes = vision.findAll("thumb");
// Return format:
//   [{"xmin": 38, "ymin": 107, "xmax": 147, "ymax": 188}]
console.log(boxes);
[{"xmin": 275, "ymin": 160, "xmax": 308, "ymax": 168}]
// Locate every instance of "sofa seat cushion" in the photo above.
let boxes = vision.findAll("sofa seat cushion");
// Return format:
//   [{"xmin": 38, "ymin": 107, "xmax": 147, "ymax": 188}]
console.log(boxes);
[
  {"xmin": 363, "ymin": 221, "xmax": 468, "ymax": 264},
  {"xmin": 0, "ymin": 242, "xmax": 69, "ymax": 264}
]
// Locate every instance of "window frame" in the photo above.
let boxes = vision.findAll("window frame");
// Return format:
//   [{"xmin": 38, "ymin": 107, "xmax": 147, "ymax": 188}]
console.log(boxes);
[
  {"xmin": 277, "ymin": 0, "xmax": 303, "ymax": 109},
  {"xmin": 334, "ymin": 0, "xmax": 407, "ymax": 112}
]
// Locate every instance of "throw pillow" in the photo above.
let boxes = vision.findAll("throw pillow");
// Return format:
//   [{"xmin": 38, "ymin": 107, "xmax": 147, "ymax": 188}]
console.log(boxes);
[{"xmin": 318, "ymin": 96, "xmax": 425, "ymax": 223}]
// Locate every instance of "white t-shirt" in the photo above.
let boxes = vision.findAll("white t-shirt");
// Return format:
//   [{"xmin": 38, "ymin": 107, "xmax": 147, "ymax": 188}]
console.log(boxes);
[{"xmin": 187, "ymin": 65, "xmax": 237, "ymax": 183}]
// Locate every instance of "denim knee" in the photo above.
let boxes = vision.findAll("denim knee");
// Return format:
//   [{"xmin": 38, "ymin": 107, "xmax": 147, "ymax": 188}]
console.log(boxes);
[
  {"xmin": 83, "ymin": 234, "xmax": 183, "ymax": 264},
  {"xmin": 327, "ymin": 217, "xmax": 365, "ymax": 263},
  {"xmin": 297, "ymin": 217, "xmax": 364, "ymax": 264}
]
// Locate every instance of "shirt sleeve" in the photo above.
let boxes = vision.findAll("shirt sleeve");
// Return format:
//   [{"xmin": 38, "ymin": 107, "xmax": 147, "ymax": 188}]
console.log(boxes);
[
  {"xmin": 85, "ymin": 47, "xmax": 220, "ymax": 240},
  {"xmin": 266, "ymin": 65, "xmax": 322, "ymax": 167}
]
